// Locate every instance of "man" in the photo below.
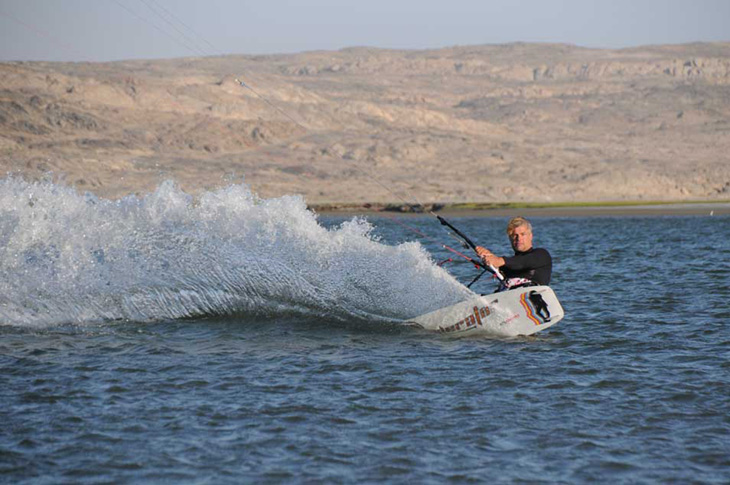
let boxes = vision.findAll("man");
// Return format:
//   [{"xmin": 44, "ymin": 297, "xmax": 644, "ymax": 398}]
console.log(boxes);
[{"xmin": 475, "ymin": 216, "xmax": 552, "ymax": 288}]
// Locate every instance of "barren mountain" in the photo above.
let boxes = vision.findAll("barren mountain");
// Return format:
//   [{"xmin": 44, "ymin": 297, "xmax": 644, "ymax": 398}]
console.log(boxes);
[{"xmin": 1, "ymin": 42, "xmax": 729, "ymax": 204}]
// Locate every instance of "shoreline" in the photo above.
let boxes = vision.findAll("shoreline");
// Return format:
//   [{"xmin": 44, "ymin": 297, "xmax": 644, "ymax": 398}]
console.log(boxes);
[{"xmin": 309, "ymin": 201, "xmax": 730, "ymax": 217}]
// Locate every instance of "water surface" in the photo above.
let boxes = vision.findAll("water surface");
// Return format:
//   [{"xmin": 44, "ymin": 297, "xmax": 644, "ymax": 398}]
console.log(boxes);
[{"xmin": 2, "ymin": 180, "xmax": 729, "ymax": 482}]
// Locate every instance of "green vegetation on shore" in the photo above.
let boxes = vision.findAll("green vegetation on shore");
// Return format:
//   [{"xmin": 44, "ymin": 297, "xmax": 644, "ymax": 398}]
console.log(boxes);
[
  {"xmin": 309, "ymin": 199, "xmax": 730, "ymax": 213},
  {"xmin": 446, "ymin": 199, "xmax": 730, "ymax": 210}
]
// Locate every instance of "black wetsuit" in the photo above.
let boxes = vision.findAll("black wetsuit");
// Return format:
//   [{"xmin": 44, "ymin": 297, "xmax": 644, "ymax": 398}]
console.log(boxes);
[{"xmin": 502, "ymin": 247, "xmax": 552, "ymax": 286}]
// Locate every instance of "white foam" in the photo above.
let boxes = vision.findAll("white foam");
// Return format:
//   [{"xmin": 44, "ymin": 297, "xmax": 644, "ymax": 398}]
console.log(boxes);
[{"xmin": 0, "ymin": 177, "xmax": 473, "ymax": 327}]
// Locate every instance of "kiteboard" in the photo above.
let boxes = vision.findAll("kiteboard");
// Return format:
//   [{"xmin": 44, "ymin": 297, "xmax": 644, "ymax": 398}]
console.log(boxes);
[{"xmin": 407, "ymin": 285, "xmax": 563, "ymax": 337}]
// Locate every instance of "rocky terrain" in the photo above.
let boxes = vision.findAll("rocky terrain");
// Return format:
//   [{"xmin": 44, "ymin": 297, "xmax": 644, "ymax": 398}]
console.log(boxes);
[{"xmin": 1, "ymin": 42, "xmax": 729, "ymax": 204}]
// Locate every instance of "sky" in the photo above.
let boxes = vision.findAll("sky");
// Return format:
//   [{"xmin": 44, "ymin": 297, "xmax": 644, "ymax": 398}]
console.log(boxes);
[{"xmin": 0, "ymin": 0, "xmax": 729, "ymax": 62}]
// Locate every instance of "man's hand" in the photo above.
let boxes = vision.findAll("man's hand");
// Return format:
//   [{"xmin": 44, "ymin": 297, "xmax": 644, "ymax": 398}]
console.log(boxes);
[
  {"xmin": 475, "ymin": 246, "xmax": 492, "ymax": 259},
  {"xmin": 475, "ymin": 246, "xmax": 505, "ymax": 268}
]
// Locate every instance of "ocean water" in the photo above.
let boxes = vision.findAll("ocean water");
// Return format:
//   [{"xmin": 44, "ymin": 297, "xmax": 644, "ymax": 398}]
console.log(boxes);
[{"xmin": 1, "ymin": 179, "xmax": 729, "ymax": 483}]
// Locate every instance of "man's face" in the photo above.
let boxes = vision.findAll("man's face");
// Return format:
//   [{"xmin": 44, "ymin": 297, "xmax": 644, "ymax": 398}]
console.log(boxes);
[{"xmin": 509, "ymin": 225, "xmax": 533, "ymax": 252}]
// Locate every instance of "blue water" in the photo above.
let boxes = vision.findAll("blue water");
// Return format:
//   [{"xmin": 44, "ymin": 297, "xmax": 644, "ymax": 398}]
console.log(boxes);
[{"xmin": 1, "ymin": 180, "xmax": 729, "ymax": 483}]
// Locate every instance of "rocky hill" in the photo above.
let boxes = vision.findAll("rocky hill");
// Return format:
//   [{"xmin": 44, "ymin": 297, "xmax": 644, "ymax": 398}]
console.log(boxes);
[{"xmin": 1, "ymin": 42, "xmax": 729, "ymax": 203}]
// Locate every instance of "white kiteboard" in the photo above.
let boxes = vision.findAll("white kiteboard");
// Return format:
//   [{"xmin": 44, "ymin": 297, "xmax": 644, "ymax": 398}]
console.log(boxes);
[{"xmin": 407, "ymin": 285, "xmax": 564, "ymax": 337}]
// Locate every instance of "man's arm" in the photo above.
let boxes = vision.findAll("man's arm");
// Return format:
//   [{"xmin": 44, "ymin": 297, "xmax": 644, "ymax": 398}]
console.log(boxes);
[{"xmin": 475, "ymin": 246, "xmax": 505, "ymax": 268}]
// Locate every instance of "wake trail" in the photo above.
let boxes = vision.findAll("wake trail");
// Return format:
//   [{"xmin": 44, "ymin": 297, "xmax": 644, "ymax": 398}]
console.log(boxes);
[{"xmin": 0, "ymin": 177, "xmax": 474, "ymax": 327}]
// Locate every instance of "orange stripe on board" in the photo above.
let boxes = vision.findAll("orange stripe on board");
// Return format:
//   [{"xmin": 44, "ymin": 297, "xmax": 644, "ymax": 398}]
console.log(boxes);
[{"xmin": 520, "ymin": 293, "xmax": 541, "ymax": 326}]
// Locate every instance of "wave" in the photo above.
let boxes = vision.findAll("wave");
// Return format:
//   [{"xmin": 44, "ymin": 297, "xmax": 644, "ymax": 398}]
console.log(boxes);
[{"xmin": 0, "ymin": 177, "xmax": 473, "ymax": 327}]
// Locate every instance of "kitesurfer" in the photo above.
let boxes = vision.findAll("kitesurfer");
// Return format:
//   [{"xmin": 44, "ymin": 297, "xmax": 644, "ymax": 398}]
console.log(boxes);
[{"xmin": 475, "ymin": 216, "xmax": 552, "ymax": 288}]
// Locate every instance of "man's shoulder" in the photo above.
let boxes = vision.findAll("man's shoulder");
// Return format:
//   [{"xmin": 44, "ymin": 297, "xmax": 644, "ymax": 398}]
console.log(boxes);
[
  {"xmin": 520, "ymin": 247, "xmax": 550, "ymax": 255},
  {"xmin": 530, "ymin": 247, "xmax": 552, "ymax": 260}
]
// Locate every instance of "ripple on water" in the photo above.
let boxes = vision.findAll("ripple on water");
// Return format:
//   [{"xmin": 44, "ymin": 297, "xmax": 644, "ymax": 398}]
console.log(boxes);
[{"xmin": 1, "ymin": 215, "xmax": 729, "ymax": 483}]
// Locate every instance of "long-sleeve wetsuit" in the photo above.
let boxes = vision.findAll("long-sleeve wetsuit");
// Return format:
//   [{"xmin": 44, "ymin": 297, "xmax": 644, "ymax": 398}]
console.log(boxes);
[{"xmin": 502, "ymin": 247, "xmax": 552, "ymax": 286}]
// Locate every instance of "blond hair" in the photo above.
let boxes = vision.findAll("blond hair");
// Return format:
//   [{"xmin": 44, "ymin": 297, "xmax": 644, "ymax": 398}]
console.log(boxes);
[{"xmin": 506, "ymin": 216, "xmax": 532, "ymax": 235}]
